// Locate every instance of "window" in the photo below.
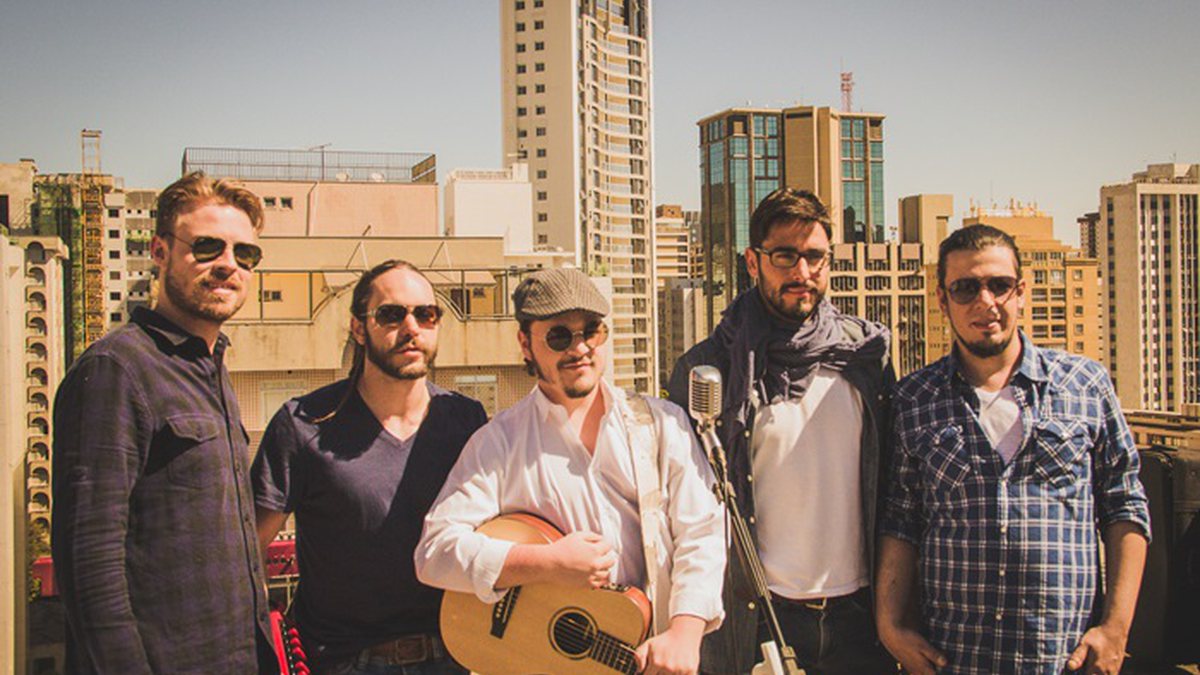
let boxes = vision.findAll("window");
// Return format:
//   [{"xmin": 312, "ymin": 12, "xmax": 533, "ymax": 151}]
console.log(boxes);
[
  {"xmin": 1072, "ymin": 269, "xmax": 1083, "ymax": 281},
  {"xmin": 516, "ymin": 22, "xmax": 526, "ymax": 32},
  {"xmin": 108, "ymin": 250, "xmax": 120, "ymax": 259},
  {"xmin": 1074, "ymin": 306, "xmax": 1084, "ymax": 316},
  {"xmin": 517, "ymin": 64, "xmax": 526, "ymax": 74},
  {"xmin": 110, "ymin": 312, "xmax": 122, "ymax": 322},
  {"xmin": 537, "ymin": 191, "xmax": 547, "ymax": 200},
  {"xmin": 264, "ymin": 197, "xmax": 277, "ymax": 207},
  {"xmin": 109, "ymin": 291, "xmax": 121, "ymax": 301},
  {"xmin": 534, "ymin": 0, "xmax": 542, "ymax": 6},
  {"xmin": 535, "ymin": 84, "xmax": 545, "ymax": 93},
  {"xmin": 107, "ymin": 208, "xmax": 120, "ymax": 218},
  {"xmin": 517, "ymin": 85, "xmax": 526, "ymax": 95},
  {"xmin": 109, "ymin": 271, "xmax": 121, "ymax": 280},
  {"xmin": 280, "ymin": 197, "xmax": 293, "ymax": 209},
  {"xmin": 538, "ymin": 233, "xmax": 549, "ymax": 243},
  {"xmin": 536, "ymin": 170, "xmax": 547, "ymax": 179},
  {"xmin": 517, "ymin": 129, "xmax": 527, "ymax": 138},
  {"xmin": 1075, "ymin": 323, "xmax": 1085, "ymax": 335},
  {"xmin": 517, "ymin": 107, "xmax": 527, "ymax": 116},
  {"xmin": 1074, "ymin": 342, "xmax": 1085, "ymax": 352},
  {"xmin": 535, "ymin": 105, "xmax": 545, "ymax": 114},
  {"xmin": 534, "ymin": 41, "xmax": 544, "ymax": 51},
  {"xmin": 516, "ymin": 43, "xmax": 526, "ymax": 53},
  {"xmin": 259, "ymin": 289, "xmax": 282, "ymax": 302},
  {"xmin": 516, "ymin": 0, "xmax": 524, "ymax": 8},
  {"xmin": 534, "ymin": 20, "xmax": 544, "ymax": 29},
  {"xmin": 535, "ymin": 62, "xmax": 545, "ymax": 72},
  {"xmin": 1073, "ymin": 287, "xmax": 1084, "ymax": 298},
  {"xmin": 536, "ymin": 148, "xmax": 547, "ymax": 158},
  {"xmin": 108, "ymin": 229, "xmax": 120, "ymax": 238},
  {"xmin": 536, "ymin": 127, "xmax": 546, "ymax": 136}
]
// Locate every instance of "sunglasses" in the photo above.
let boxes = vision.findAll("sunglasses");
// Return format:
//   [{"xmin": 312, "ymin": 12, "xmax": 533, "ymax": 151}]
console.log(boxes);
[
  {"xmin": 753, "ymin": 246, "xmax": 832, "ymax": 272},
  {"xmin": 364, "ymin": 304, "xmax": 443, "ymax": 327},
  {"xmin": 946, "ymin": 276, "xmax": 1020, "ymax": 305},
  {"xmin": 164, "ymin": 232, "xmax": 263, "ymax": 270},
  {"xmin": 543, "ymin": 321, "xmax": 608, "ymax": 352}
]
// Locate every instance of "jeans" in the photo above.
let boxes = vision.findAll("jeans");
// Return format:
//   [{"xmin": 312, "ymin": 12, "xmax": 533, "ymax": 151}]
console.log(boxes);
[
  {"xmin": 323, "ymin": 655, "xmax": 467, "ymax": 675},
  {"xmin": 758, "ymin": 588, "xmax": 897, "ymax": 675}
]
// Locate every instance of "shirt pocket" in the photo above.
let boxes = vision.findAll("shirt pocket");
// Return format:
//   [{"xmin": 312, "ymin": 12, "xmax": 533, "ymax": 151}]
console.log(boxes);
[
  {"xmin": 921, "ymin": 425, "xmax": 973, "ymax": 506},
  {"xmin": 163, "ymin": 414, "xmax": 225, "ymax": 489},
  {"xmin": 1031, "ymin": 417, "xmax": 1091, "ymax": 491}
]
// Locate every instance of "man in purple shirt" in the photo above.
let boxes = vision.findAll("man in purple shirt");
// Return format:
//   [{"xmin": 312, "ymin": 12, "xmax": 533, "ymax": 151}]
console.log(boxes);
[{"xmin": 52, "ymin": 172, "xmax": 275, "ymax": 673}]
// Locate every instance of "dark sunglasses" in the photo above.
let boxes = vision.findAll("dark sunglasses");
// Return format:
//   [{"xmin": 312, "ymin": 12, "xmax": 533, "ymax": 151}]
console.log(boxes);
[
  {"xmin": 946, "ymin": 276, "xmax": 1019, "ymax": 305},
  {"xmin": 753, "ymin": 246, "xmax": 831, "ymax": 272},
  {"xmin": 543, "ymin": 321, "xmax": 608, "ymax": 352},
  {"xmin": 364, "ymin": 304, "xmax": 443, "ymax": 327},
  {"xmin": 164, "ymin": 232, "xmax": 263, "ymax": 270}
]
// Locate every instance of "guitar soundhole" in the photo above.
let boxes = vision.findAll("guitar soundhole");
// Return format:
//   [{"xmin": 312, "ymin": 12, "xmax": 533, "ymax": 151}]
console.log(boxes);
[{"xmin": 550, "ymin": 609, "xmax": 596, "ymax": 659}]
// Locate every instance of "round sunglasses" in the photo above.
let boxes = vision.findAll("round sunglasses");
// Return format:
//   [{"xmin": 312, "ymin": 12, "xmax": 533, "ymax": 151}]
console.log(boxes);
[
  {"xmin": 164, "ymin": 232, "xmax": 263, "ymax": 270},
  {"xmin": 542, "ymin": 320, "xmax": 608, "ymax": 352},
  {"xmin": 946, "ymin": 276, "xmax": 1019, "ymax": 305},
  {"xmin": 364, "ymin": 303, "xmax": 443, "ymax": 327}
]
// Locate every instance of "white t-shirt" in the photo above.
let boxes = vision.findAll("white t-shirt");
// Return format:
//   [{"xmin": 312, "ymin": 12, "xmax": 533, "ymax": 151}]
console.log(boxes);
[
  {"xmin": 751, "ymin": 368, "xmax": 868, "ymax": 600},
  {"xmin": 975, "ymin": 385, "xmax": 1023, "ymax": 464}
]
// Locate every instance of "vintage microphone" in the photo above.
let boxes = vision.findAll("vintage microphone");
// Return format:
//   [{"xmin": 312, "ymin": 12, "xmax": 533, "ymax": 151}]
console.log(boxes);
[{"xmin": 689, "ymin": 366, "xmax": 804, "ymax": 675}]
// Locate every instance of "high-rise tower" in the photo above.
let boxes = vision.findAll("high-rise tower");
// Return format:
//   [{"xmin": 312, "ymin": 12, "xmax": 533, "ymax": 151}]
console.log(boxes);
[{"xmin": 501, "ymin": 0, "xmax": 656, "ymax": 394}]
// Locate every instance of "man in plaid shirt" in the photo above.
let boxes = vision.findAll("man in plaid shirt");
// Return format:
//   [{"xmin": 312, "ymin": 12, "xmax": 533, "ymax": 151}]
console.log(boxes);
[{"xmin": 876, "ymin": 224, "xmax": 1150, "ymax": 675}]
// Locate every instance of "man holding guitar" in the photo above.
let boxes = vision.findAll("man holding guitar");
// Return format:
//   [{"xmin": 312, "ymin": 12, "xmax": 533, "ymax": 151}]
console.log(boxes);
[{"xmin": 416, "ymin": 268, "xmax": 725, "ymax": 675}]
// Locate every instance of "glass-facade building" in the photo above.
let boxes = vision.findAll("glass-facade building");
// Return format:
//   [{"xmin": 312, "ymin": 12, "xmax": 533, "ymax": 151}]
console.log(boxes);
[{"xmin": 698, "ymin": 105, "xmax": 885, "ymax": 329}]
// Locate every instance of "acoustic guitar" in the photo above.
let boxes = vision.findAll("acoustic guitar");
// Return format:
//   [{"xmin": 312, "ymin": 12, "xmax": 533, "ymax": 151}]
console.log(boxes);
[{"xmin": 440, "ymin": 513, "xmax": 652, "ymax": 674}]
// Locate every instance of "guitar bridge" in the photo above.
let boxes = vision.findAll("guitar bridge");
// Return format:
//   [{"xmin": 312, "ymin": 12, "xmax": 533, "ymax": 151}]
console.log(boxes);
[{"xmin": 490, "ymin": 586, "xmax": 521, "ymax": 638}]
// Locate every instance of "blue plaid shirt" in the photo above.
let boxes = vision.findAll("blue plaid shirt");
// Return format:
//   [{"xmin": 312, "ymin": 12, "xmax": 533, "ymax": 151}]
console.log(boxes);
[{"xmin": 882, "ymin": 333, "xmax": 1150, "ymax": 675}]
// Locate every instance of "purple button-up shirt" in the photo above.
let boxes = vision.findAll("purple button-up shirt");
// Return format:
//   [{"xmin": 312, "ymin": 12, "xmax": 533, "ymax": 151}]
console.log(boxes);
[{"xmin": 52, "ymin": 307, "xmax": 269, "ymax": 674}]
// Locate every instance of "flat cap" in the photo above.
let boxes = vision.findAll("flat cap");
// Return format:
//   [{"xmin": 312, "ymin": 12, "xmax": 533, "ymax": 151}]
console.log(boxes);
[{"xmin": 512, "ymin": 267, "xmax": 610, "ymax": 321}]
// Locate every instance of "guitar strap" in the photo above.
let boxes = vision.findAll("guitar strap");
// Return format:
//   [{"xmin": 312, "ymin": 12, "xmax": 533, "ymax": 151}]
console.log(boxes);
[{"xmin": 622, "ymin": 392, "xmax": 670, "ymax": 636}]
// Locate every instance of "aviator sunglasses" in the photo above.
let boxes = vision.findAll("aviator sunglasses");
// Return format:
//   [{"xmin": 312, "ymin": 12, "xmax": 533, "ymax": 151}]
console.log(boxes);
[
  {"xmin": 163, "ymin": 232, "xmax": 263, "ymax": 271},
  {"xmin": 946, "ymin": 276, "xmax": 1020, "ymax": 305},
  {"xmin": 542, "ymin": 320, "xmax": 608, "ymax": 352},
  {"xmin": 364, "ymin": 304, "xmax": 444, "ymax": 327}
]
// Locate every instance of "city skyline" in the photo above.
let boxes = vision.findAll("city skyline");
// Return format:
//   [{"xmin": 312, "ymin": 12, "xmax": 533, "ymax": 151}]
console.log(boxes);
[{"xmin": 2, "ymin": 2, "xmax": 1198, "ymax": 246}]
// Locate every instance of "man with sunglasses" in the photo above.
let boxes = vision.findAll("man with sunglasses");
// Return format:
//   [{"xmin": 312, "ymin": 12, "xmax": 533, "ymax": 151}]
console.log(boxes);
[
  {"xmin": 52, "ymin": 172, "xmax": 278, "ymax": 673},
  {"xmin": 252, "ymin": 259, "xmax": 487, "ymax": 674},
  {"xmin": 877, "ymin": 225, "xmax": 1149, "ymax": 675},
  {"xmin": 416, "ymin": 267, "xmax": 725, "ymax": 675},
  {"xmin": 668, "ymin": 188, "xmax": 896, "ymax": 674}
]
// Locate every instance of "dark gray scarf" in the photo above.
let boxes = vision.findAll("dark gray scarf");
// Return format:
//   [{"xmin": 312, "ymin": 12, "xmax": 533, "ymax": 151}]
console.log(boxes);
[{"xmin": 712, "ymin": 289, "xmax": 890, "ymax": 418}]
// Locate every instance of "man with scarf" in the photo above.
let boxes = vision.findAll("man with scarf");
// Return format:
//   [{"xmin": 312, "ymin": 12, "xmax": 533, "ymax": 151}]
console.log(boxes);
[{"xmin": 668, "ymin": 188, "xmax": 897, "ymax": 674}]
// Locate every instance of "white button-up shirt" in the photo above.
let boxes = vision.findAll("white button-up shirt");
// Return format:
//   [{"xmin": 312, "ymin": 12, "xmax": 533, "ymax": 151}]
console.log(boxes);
[{"xmin": 415, "ymin": 381, "xmax": 725, "ymax": 629}]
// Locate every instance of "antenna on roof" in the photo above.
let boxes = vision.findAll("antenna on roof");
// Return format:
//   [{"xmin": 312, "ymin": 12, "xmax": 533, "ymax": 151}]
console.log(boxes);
[{"xmin": 840, "ymin": 71, "xmax": 854, "ymax": 112}]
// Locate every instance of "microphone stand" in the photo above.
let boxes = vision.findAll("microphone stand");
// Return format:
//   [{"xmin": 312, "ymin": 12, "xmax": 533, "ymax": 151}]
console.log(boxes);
[{"xmin": 697, "ymin": 422, "xmax": 804, "ymax": 675}]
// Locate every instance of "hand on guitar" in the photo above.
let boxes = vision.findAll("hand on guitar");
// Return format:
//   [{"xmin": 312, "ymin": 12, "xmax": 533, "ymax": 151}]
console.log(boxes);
[
  {"xmin": 634, "ymin": 614, "xmax": 705, "ymax": 675},
  {"xmin": 547, "ymin": 531, "xmax": 617, "ymax": 588}
]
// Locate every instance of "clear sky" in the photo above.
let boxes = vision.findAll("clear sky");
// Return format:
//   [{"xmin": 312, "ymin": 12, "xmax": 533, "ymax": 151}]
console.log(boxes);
[{"xmin": 3, "ymin": 1, "xmax": 1198, "ymax": 244}]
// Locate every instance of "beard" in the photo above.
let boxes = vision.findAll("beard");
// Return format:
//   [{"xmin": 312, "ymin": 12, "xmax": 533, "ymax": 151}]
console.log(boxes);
[
  {"xmin": 364, "ymin": 329, "xmax": 436, "ymax": 380},
  {"xmin": 529, "ymin": 354, "xmax": 598, "ymax": 399},
  {"xmin": 951, "ymin": 320, "xmax": 1016, "ymax": 358},
  {"xmin": 162, "ymin": 262, "xmax": 246, "ymax": 323},
  {"xmin": 760, "ymin": 281, "xmax": 825, "ymax": 323}
]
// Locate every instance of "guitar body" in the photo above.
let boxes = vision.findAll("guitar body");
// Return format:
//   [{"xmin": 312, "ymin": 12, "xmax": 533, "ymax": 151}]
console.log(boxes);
[{"xmin": 440, "ymin": 514, "xmax": 652, "ymax": 675}]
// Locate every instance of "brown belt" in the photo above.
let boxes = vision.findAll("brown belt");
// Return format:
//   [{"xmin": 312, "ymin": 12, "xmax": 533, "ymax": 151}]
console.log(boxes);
[
  {"xmin": 773, "ymin": 586, "xmax": 869, "ymax": 612},
  {"xmin": 363, "ymin": 634, "xmax": 446, "ymax": 666}
]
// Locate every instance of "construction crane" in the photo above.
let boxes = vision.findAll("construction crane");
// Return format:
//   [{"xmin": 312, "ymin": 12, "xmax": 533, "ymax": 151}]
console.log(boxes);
[{"xmin": 80, "ymin": 129, "xmax": 106, "ymax": 348}]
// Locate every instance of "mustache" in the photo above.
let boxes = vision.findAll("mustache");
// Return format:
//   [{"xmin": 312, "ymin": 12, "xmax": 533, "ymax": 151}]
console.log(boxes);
[{"xmin": 781, "ymin": 281, "xmax": 817, "ymax": 292}]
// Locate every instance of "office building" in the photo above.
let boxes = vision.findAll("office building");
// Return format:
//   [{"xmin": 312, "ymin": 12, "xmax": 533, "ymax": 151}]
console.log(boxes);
[
  {"xmin": 1078, "ymin": 211, "xmax": 1100, "ymax": 259},
  {"xmin": 1, "ymin": 233, "xmax": 69, "ymax": 675},
  {"xmin": 698, "ymin": 105, "xmax": 886, "ymax": 324},
  {"xmin": 653, "ymin": 204, "xmax": 692, "ymax": 289},
  {"xmin": 501, "ymin": 0, "xmax": 656, "ymax": 394},
  {"xmin": 899, "ymin": 194, "xmax": 952, "ymax": 264},
  {"xmin": 657, "ymin": 278, "xmax": 706, "ymax": 390},
  {"xmin": 1099, "ymin": 163, "xmax": 1200, "ymax": 411},
  {"xmin": 445, "ymin": 164, "xmax": 534, "ymax": 253}
]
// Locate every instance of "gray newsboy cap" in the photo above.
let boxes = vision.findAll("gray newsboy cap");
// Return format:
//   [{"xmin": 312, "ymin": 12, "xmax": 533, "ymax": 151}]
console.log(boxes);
[{"xmin": 512, "ymin": 267, "xmax": 610, "ymax": 321}]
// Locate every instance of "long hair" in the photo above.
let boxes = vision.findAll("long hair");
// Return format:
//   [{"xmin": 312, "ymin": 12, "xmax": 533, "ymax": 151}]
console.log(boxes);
[{"xmin": 314, "ymin": 259, "xmax": 430, "ymax": 423}]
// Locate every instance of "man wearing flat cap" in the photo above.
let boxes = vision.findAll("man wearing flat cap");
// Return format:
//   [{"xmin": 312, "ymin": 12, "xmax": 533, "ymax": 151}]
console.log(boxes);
[{"xmin": 416, "ymin": 267, "xmax": 726, "ymax": 675}]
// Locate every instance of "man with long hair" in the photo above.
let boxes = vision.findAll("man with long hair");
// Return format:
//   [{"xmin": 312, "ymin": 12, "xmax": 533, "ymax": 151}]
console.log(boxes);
[{"xmin": 253, "ymin": 260, "xmax": 487, "ymax": 674}]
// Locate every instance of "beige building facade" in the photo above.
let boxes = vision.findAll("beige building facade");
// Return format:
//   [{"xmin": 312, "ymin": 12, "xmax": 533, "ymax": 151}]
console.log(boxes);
[
  {"xmin": 653, "ymin": 204, "xmax": 691, "ymax": 289},
  {"xmin": 1099, "ymin": 163, "xmax": 1199, "ymax": 412},
  {"xmin": 1, "ymin": 234, "xmax": 69, "ymax": 675},
  {"xmin": 445, "ymin": 164, "xmax": 534, "ymax": 253},
  {"xmin": 500, "ymin": 0, "xmax": 656, "ymax": 394},
  {"xmin": 656, "ymin": 278, "xmax": 706, "ymax": 391}
]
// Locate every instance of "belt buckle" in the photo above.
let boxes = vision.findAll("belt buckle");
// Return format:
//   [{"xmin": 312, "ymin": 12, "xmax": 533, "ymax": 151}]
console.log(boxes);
[
  {"xmin": 394, "ymin": 635, "xmax": 432, "ymax": 666},
  {"xmin": 802, "ymin": 597, "xmax": 829, "ymax": 611}
]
